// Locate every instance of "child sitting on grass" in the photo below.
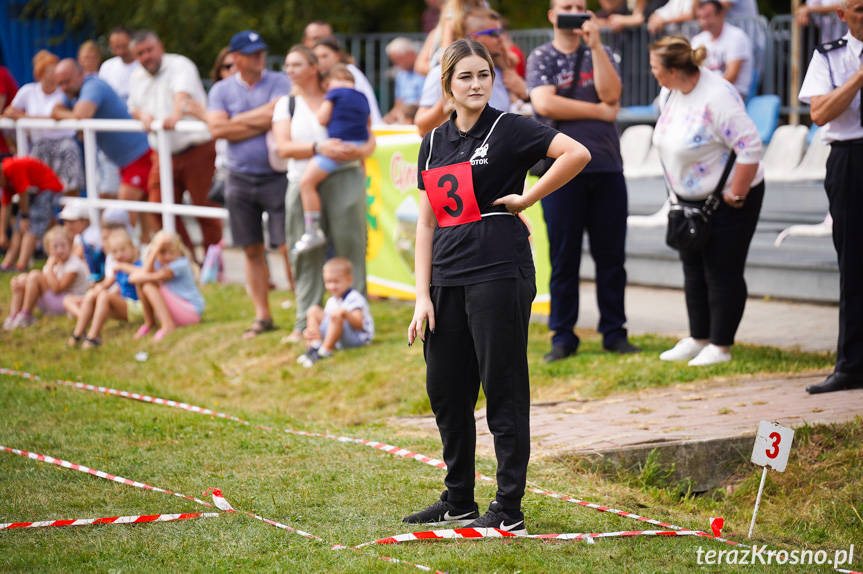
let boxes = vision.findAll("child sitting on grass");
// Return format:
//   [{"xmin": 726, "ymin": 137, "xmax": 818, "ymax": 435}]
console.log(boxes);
[
  {"xmin": 3, "ymin": 225, "xmax": 88, "ymax": 329},
  {"xmin": 57, "ymin": 199, "xmax": 103, "ymax": 282},
  {"xmin": 130, "ymin": 231, "xmax": 204, "ymax": 342},
  {"xmin": 67, "ymin": 228, "xmax": 142, "ymax": 349},
  {"xmin": 293, "ymin": 64, "xmax": 371, "ymax": 254},
  {"xmin": 297, "ymin": 257, "xmax": 374, "ymax": 367},
  {"xmin": 0, "ymin": 156, "xmax": 65, "ymax": 272}
]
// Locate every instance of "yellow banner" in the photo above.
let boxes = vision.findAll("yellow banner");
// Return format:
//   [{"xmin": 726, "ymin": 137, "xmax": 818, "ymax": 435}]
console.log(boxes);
[{"xmin": 365, "ymin": 132, "xmax": 551, "ymax": 314}]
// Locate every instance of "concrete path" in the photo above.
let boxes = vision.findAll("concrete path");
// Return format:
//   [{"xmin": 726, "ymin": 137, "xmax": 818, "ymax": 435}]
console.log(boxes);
[
  {"xmin": 577, "ymin": 282, "xmax": 838, "ymax": 353},
  {"xmin": 392, "ymin": 373, "xmax": 863, "ymax": 457},
  {"xmin": 220, "ymin": 247, "xmax": 855, "ymax": 461}
]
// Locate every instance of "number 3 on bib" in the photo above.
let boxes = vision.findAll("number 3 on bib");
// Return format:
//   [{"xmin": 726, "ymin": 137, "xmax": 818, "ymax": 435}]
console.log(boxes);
[{"xmin": 421, "ymin": 162, "xmax": 482, "ymax": 227}]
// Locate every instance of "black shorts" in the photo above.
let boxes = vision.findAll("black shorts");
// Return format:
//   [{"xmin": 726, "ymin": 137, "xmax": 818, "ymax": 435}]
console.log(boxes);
[{"xmin": 225, "ymin": 170, "xmax": 287, "ymax": 248}]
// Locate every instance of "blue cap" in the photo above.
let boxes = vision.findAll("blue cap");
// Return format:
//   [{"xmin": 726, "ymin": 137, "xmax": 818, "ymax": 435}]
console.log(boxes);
[{"xmin": 229, "ymin": 30, "xmax": 268, "ymax": 54}]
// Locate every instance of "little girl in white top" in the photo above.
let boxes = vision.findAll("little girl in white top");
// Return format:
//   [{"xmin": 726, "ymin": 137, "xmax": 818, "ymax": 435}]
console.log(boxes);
[{"xmin": 4, "ymin": 225, "xmax": 89, "ymax": 329}]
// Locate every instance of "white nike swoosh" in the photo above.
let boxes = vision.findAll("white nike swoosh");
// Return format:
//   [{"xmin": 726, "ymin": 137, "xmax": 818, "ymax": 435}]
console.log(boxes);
[
  {"xmin": 443, "ymin": 510, "xmax": 475, "ymax": 521},
  {"xmin": 498, "ymin": 520, "xmax": 524, "ymax": 531}
]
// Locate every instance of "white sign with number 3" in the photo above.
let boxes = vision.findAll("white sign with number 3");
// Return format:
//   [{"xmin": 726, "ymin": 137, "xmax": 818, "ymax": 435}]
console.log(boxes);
[{"xmin": 751, "ymin": 420, "xmax": 795, "ymax": 472}]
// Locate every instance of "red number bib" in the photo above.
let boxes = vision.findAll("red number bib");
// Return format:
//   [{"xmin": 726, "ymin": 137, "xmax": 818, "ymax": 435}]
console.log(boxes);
[{"xmin": 421, "ymin": 161, "xmax": 481, "ymax": 228}]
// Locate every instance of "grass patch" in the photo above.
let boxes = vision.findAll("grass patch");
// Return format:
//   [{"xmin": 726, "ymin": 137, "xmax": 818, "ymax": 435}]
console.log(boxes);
[
  {"xmin": 1, "ymin": 281, "xmax": 855, "ymax": 572},
  {"xmin": 0, "ymin": 281, "xmax": 834, "ymax": 425}
]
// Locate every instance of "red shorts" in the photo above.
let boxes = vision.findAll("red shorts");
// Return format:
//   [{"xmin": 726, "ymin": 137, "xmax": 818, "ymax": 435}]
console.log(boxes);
[{"xmin": 120, "ymin": 150, "xmax": 153, "ymax": 192}]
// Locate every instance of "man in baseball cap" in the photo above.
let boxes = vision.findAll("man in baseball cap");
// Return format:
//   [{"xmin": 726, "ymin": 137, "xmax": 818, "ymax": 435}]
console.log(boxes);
[
  {"xmin": 229, "ymin": 30, "xmax": 269, "ymax": 54},
  {"xmin": 207, "ymin": 29, "xmax": 291, "ymax": 339}
]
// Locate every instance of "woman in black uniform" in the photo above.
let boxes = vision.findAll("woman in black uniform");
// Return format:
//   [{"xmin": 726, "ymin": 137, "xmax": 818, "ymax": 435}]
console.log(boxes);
[{"xmin": 404, "ymin": 38, "xmax": 591, "ymax": 534}]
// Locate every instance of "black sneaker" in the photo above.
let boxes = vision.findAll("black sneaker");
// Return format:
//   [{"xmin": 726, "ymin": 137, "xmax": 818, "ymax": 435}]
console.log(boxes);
[
  {"xmin": 402, "ymin": 491, "xmax": 479, "ymax": 526},
  {"xmin": 543, "ymin": 345, "xmax": 577, "ymax": 362},
  {"xmin": 464, "ymin": 501, "xmax": 528, "ymax": 535},
  {"xmin": 603, "ymin": 339, "xmax": 643, "ymax": 354}
]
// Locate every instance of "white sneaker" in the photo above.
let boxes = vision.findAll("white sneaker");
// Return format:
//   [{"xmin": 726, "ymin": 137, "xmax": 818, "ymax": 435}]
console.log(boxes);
[
  {"xmin": 659, "ymin": 337, "xmax": 708, "ymax": 361},
  {"xmin": 688, "ymin": 344, "xmax": 732, "ymax": 366},
  {"xmin": 12, "ymin": 312, "xmax": 37, "ymax": 329},
  {"xmin": 3, "ymin": 315, "xmax": 17, "ymax": 331},
  {"xmin": 292, "ymin": 229, "xmax": 326, "ymax": 254}
]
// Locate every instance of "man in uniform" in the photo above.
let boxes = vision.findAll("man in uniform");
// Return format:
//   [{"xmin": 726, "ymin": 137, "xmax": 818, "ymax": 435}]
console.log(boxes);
[{"xmin": 799, "ymin": 0, "xmax": 863, "ymax": 393}]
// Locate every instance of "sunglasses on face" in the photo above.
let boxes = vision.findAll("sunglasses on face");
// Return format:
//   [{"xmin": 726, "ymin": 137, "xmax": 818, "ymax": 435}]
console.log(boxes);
[{"xmin": 470, "ymin": 27, "xmax": 504, "ymax": 39}]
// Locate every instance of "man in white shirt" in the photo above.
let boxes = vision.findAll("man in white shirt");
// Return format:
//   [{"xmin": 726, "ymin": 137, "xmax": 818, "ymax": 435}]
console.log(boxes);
[
  {"xmin": 128, "ymin": 30, "xmax": 222, "ymax": 260},
  {"xmin": 798, "ymin": 0, "xmax": 863, "ymax": 394},
  {"xmin": 692, "ymin": 0, "xmax": 754, "ymax": 98},
  {"xmin": 97, "ymin": 27, "xmax": 140, "ymax": 198},
  {"xmin": 647, "ymin": 0, "xmax": 697, "ymax": 35},
  {"xmin": 99, "ymin": 27, "xmax": 139, "ymax": 100}
]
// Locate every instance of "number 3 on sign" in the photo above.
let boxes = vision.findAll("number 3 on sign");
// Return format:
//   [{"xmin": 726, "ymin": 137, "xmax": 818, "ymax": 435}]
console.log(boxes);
[{"xmin": 751, "ymin": 421, "xmax": 795, "ymax": 472}]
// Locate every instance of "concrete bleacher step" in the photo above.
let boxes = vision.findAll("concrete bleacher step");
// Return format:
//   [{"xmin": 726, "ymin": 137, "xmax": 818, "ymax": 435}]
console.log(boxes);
[
  {"xmin": 626, "ymin": 178, "xmax": 830, "ymax": 224},
  {"xmin": 580, "ymin": 221, "xmax": 839, "ymax": 304}
]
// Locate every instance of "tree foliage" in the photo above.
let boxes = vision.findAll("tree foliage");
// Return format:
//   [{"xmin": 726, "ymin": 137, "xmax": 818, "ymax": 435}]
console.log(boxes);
[
  {"xmin": 28, "ymin": 0, "xmax": 426, "ymax": 73},
  {"xmin": 27, "ymin": 0, "xmax": 790, "ymax": 76}
]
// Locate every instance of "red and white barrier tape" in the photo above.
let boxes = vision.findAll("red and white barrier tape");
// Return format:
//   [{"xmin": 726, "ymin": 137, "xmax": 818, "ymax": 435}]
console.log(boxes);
[
  {"xmin": 1, "ymin": 512, "xmax": 220, "ymax": 530},
  {"xmin": 0, "ymin": 368, "xmax": 750, "ymax": 550},
  {"xmin": 7, "ymin": 368, "xmax": 859, "ymax": 573},
  {"xmin": 0, "ymin": 444, "xmax": 441, "ymax": 574},
  {"xmin": 0, "ymin": 368, "xmax": 249, "ymax": 425},
  {"xmin": 205, "ymin": 488, "xmax": 441, "ymax": 573},
  {"xmin": 354, "ymin": 527, "xmax": 713, "ymax": 548},
  {"xmin": 0, "ymin": 445, "xmax": 213, "ymax": 508}
]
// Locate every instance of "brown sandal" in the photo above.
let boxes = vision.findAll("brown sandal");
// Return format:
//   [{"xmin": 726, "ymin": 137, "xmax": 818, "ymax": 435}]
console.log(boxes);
[{"xmin": 242, "ymin": 318, "xmax": 276, "ymax": 339}]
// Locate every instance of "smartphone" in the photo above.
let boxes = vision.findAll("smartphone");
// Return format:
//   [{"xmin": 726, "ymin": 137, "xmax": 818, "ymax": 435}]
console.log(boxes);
[{"xmin": 557, "ymin": 13, "xmax": 591, "ymax": 29}]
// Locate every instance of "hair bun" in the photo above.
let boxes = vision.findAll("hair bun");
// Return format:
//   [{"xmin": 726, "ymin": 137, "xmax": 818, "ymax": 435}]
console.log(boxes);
[{"xmin": 692, "ymin": 46, "xmax": 708, "ymax": 67}]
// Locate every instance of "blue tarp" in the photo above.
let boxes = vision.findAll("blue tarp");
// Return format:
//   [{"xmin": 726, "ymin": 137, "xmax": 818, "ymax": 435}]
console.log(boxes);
[{"xmin": 0, "ymin": 0, "xmax": 90, "ymax": 85}]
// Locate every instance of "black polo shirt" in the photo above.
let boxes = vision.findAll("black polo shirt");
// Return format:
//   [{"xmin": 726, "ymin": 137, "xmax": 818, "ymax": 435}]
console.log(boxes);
[{"xmin": 417, "ymin": 105, "xmax": 558, "ymax": 287}]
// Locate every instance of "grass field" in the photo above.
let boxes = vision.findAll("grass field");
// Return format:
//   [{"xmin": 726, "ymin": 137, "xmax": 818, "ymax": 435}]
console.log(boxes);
[{"xmin": 1, "ymin": 282, "xmax": 859, "ymax": 573}]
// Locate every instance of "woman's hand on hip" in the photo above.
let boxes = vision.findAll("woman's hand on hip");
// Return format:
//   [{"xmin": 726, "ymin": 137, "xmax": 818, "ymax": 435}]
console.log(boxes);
[
  {"xmin": 493, "ymin": 194, "xmax": 530, "ymax": 214},
  {"xmin": 408, "ymin": 298, "xmax": 435, "ymax": 346}
]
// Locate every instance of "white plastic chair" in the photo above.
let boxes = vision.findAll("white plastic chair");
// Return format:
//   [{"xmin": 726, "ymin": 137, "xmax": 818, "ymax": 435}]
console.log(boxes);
[
  {"xmin": 619, "ymin": 125, "xmax": 654, "ymax": 173},
  {"xmin": 774, "ymin": 213, "xmax": 832, "ymax": 246},
  {"xmin": 627, "ymin": 198, "xmax": 670, "ymax": 228},
  {"xmin": 761, "ymin": 125, "xmax": 809, "ymax": 181},
  {"xmin": 769, "ymin": 127, "xmax": 830, "ymax": 182},
  {"xmin": 624, "ymin": 145, "xmax": 665, "ymax": 179}
]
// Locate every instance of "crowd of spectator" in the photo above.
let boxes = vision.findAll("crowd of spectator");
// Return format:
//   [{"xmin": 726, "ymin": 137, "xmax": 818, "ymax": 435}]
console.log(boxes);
[{"xmin": 0, "ymin": 0, "xmax": 856, "ymax": 387}]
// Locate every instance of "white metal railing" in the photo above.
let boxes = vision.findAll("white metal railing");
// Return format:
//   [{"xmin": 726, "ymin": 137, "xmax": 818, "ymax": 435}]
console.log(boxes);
[{"xmin": 0, "ymin": 117, "xmax": 227, "ymax": 234}]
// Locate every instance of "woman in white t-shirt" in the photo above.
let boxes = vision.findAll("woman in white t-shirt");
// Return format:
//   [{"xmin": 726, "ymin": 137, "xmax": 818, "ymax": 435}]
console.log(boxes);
[
  {"xmin": 2, "ymin": 50, "xmax": 84, "ymax": 194},
  {"xmin": 649, "ymin": 36, "xmax": 764, "ymax": 367},
  {"xmin": 271, "ymin": 45, "xmax": 376, "ymax": 343}
]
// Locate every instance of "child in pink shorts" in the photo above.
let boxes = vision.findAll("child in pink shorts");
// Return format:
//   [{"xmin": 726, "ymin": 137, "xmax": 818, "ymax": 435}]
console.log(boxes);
[
  {"xmin": 129, "ymin": 231, "xmax": 204, "ymax": 342},
  {"xmin": 4, "ymin": 225, "xmax": 89, "ymax": 329}
]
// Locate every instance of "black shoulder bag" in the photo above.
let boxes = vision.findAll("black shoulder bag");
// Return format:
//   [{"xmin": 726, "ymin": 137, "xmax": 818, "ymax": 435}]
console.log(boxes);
[
  {"xmin": 529, "ymin": 45, "xmax": 586, "ymax": 177},
  {"xmin": 665, "ymin": 151, "xmax": 736, "ymax": 252}
]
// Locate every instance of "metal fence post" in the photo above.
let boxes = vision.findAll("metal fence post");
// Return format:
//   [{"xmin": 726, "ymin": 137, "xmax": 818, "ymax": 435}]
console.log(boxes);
[
  {"xmin": 155, "ymin": 122, "xmax": 176, "ymax": 234},
  {"xmin": 82, "ymin": 127, "xmax": 100, "ymax": 224}
]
